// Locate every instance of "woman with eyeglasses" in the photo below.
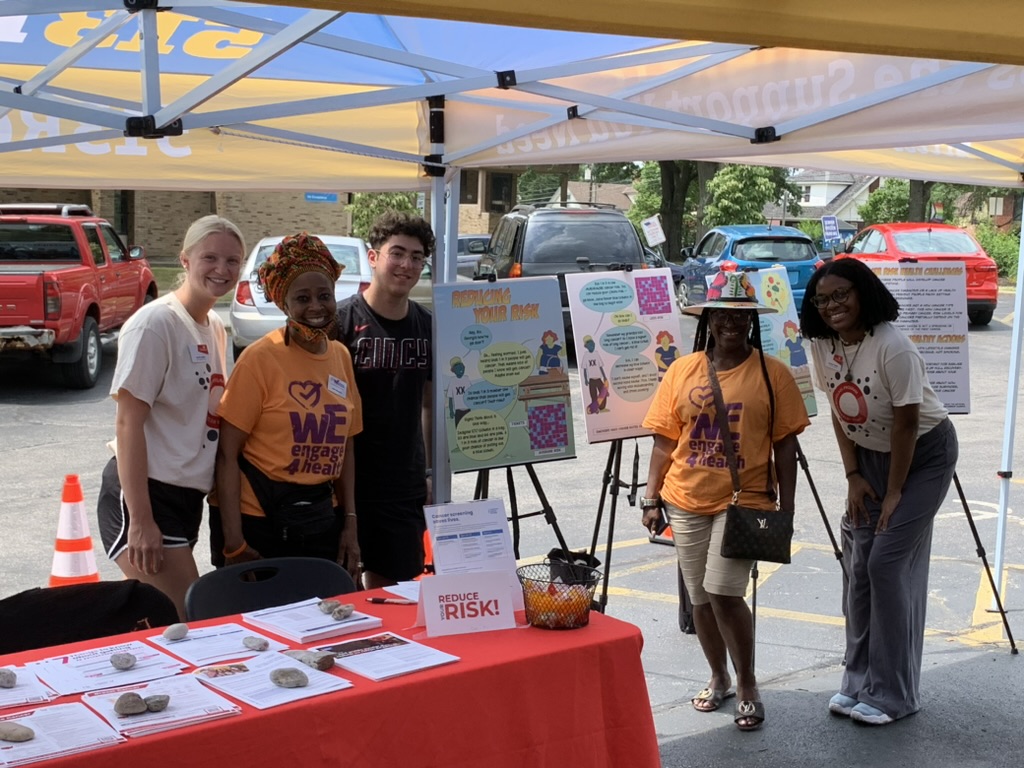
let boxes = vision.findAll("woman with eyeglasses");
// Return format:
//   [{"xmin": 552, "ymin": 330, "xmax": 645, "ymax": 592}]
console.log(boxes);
[
  {"xmin": 799, "ymin": 258, "xmax": 958, "ymax": 726},
  {"xmin": 642, "ymin": 271, "xmax": 809, "ymax": 732}
]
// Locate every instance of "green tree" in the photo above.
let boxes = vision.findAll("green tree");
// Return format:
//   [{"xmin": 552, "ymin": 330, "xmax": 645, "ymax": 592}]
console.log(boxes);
[
  {"xmin": 516, "ymin": 169, "xmax": 561, "ymax": 205},
  {"xmin": 347, "ymin": 192, "xmax": 417, "ymax": 240},
  {"xmin": 703, "ymin": 165, "xmax": 797, "ymax": 227},
  {"xmin": 797, "ymin": 220, "xmax": 823, "ymax": 245},
  {"xmin": 625, "ymin": 161, "xmax": 662, "ymax": 228},
  {"xmin": 858, "ymin": 179, "xmax": 910, "ymax": 224},
  {"xmin": 577, "ymin": 163, "xmax": 637, "ymax": 184},
  {"xmin": 626, "ymin": 161, "xmax": 698, "ymax": 259}
]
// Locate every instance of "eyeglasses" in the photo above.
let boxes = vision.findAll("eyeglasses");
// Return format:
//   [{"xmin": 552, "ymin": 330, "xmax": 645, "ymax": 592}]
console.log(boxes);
[
  {"xmin": 707, "ymin": 310, "xmax": 751, "ymax": 327},
  {"xmin": 810, "ymin": 287, "xmax": 854, "ymax": 309},
  {"xmin": 381, "ymin": 248, "xmax": 426, "ymax": 269}
]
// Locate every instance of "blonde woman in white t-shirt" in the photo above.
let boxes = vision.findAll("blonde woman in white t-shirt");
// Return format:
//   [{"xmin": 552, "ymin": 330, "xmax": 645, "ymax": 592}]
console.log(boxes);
[
  {"xmin": 96, "ymin": 216, "xmax": 244, "ymax": 620},
  {"xmin": 801, "ymin": 257, "xmax": 958, "ymax": 726}
]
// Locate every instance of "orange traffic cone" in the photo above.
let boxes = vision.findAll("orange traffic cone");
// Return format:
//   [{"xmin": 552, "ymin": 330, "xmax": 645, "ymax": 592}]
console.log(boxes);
[{"xmin": 49, "ymin": 474, "xmax": 100, "ymax": 587}]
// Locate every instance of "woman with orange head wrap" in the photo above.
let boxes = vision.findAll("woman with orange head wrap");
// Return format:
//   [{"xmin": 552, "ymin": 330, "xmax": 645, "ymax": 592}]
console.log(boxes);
[{"xmin": 212, "ymin": 233, "xmax": 363, "ymax": 578}]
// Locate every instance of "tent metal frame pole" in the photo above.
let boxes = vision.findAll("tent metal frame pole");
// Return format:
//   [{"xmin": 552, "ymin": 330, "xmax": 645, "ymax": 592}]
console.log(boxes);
[
  {"xmin": 992, "ymin": 229, "xmax": 1024, "ymax": 609},
  {"xmin": 429, "ymin": 91, "xmax": 450, "ymax": 504}
]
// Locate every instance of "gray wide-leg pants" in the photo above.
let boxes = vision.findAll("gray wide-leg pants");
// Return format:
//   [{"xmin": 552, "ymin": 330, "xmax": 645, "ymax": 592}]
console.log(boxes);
[{"xmin": 840, "ymin": 418, "xmax": 958, "ymax": 719}]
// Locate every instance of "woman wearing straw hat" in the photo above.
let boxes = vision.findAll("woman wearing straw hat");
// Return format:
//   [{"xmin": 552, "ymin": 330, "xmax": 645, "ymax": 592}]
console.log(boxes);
[
  {"xmin": 211, "ymin": 233, "xmax": 363, "ymax": 580},
  {"xmin": 641, "ymin": 271, "xmax": 809, "ymax": 731},
  {"xmin": 97, "ymin": 215, "xmax": 245, "ymax": 621}
]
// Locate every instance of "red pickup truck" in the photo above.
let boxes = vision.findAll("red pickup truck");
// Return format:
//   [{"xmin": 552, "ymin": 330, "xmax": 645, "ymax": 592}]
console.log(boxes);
[{"xmin": 0, "ymin": 204, "xmax": 157, "ymax": 388}]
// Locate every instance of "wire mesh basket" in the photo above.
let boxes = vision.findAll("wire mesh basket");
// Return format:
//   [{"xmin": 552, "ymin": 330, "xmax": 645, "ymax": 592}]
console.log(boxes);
[{"xmin": 516, "ymin": 562, "xmax": 602, "ymax": 630}]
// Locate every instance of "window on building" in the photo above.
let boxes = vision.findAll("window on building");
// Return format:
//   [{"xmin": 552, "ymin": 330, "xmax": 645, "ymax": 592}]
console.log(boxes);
[
  {"xmin": 802, "ymin": 186, "xmax": 812, "ymax": 203},
  {"xmin": 989, "ymin": 196, "xmax": 1005, "ymax": 216},
  {"xmin": 487, "ymin": 172, "xmax": 514, "ymax": 213},
  {"xmin": 460, "ymin": 170, "xmax": 479, "ymax": 205},
  {"xmin": 113, "ymin": 191, "xmax": 131, "ymax": 237}
]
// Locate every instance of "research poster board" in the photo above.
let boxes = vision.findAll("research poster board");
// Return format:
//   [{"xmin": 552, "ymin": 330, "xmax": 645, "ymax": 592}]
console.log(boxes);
[
  {"xmin": 740, "ymin": 266, "xmax": 818, "ymax": 418},
  {"xmin": 564, "ymin": 268, "xmax": 680, "ymax": 443},
  {"xmin": 433, "ymin": 277, "xmax": 576, "ymax": 472},
  {"xmin": 863, "ymin": 260, "xmax": 970, "ymax": 413}
]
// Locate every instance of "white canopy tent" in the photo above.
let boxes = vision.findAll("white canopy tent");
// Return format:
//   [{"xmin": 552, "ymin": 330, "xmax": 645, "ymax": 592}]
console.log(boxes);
[{"xmin": 1, "ymin": 0, "xmax": 1021, "ymax": 606}]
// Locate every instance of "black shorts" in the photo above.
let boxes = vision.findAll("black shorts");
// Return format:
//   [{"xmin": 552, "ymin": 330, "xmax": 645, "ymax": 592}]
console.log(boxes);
[
  {"xmin": 208, "ymin": 506, "xmax": 343, "ymax": 568},
  {"xmin": 357, "ymin": 496, "xmax": 427, "ymax": 582},
  {"xmin": 96, "ymin": 457, "xmax": 204, "ymax": 561}
]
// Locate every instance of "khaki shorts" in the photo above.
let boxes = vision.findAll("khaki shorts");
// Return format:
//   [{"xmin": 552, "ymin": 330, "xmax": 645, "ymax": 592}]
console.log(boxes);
[{"xmin": 665, "ymin": 500, "xmax": 753, "ymax": 603}]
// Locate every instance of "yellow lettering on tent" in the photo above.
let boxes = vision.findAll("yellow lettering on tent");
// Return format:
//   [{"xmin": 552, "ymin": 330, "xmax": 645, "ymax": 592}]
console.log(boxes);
[
  {"xmin": 45, "ymin": 13, "xmax": 107, "ymax": 49},
  {"xmin": 113, "ymin": 15, "xmax": 190, "ymax": 54},
  {"xmin": 183, "ymin": 24, "xmax": 263, "ymax": 59}
]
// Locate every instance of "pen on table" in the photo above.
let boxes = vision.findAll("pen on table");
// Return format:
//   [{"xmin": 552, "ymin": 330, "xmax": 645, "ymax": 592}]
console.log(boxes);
[{"xmin": 366, "ymin": 597, "xmax": 417, "ymax": 605}]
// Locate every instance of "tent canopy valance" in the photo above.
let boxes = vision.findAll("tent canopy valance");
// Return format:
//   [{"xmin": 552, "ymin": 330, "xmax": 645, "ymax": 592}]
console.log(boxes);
[{"xmin": 0, "ymin": 2, "xmax": 1023, "ymax": 190}]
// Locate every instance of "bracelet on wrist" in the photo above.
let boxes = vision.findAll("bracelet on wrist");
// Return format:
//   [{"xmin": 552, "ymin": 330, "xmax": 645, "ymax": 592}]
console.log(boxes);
[
  {"xmin": 344, "ymin": 512, "xmax": 357, "ymax": 518},
  {"xmin": 222, "ymin": 541, "xmax": 247, "ymax": 558},
  {"xmin": 424, "ymin": 468, "xmax": 433, "ymax": 479},
  {"xmin": 846, "ymin": 469, "xmax": 860, "ymax": 479}
]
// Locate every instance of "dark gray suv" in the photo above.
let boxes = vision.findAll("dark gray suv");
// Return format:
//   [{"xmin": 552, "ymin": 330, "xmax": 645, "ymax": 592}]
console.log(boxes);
[{"xmin": 476, "ymin": 203, "xmax": 645, "ymax": 342}]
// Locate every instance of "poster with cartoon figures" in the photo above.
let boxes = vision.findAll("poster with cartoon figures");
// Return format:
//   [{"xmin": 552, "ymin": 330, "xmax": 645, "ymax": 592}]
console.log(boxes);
[
  {"xmin": 730, "ymin": 266, "xmax": 818, "ymax": 418},
  {"xmin": 565, "ymin": 268, "xmax": 680, "ymax": 443},
  {"xmin": 432, "ymin": 277, "xmax": 577, "ymax": 473}
]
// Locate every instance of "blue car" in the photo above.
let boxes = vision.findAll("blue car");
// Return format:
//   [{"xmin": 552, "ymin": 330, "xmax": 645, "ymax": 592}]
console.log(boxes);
[{"xmin": 679, "ymin": 225, "xmax": 824, "ymax": 309}]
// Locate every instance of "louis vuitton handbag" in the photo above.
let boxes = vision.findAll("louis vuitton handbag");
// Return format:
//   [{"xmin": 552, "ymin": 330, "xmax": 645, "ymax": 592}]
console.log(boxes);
[{"xmin": 707, "ymin": 358, "xmax": 793, "ymax": 565}]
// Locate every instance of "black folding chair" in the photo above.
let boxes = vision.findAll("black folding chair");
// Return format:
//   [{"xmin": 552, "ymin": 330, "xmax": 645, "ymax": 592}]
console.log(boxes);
[
  {"xmin": 184, "ymin": 557, "xmax": 357, "ymax": 621},
  {"xmin": 0, "ymin": 580, "xmax": 178, "ymax": 654}
]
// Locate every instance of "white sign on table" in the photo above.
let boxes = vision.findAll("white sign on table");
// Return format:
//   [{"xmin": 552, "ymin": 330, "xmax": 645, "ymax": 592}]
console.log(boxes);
[
  {"xmin": 420, "ymin": 571, "xmax": 518, "ymax": 638},
  {"xmin": 423, "ymin": 498, "xmax": 524, "ymax": 616}
]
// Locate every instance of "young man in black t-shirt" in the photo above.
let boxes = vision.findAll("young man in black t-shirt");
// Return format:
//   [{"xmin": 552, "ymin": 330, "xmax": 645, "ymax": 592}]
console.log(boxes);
[{"xmin": 335, "ymin": 212, "xmax": 434, "ymax": 588}]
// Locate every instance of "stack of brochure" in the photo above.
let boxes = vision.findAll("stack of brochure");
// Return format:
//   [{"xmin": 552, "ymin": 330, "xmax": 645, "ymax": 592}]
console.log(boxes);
[
  {"xmin": 0, "ymin": 702, "xmax": 125, "ymax": 765},
  {"xmin": 147, "ymin": 623, "xmax": 288, "ymax": 666},
  {"xmin": 27, "ymin": 640, "xmax": 187, "ymax": 696},
  {"xmin": 316, "ymin": 632, "xmax": 460, "ymax": 681},
  {"xmin": 242, "ymin": 598, "xmax": 382, "ymax": 644},
  {"xmin": 193, "ymin": 651, "xmax": 353, "ymax": 710},
  {"xmin": 82, "ymin": 675, "xmax": 242, "ymax": 738},
  {"xmin": 0, "ymin": 667, "xmax": 57, "ymax": 711}
]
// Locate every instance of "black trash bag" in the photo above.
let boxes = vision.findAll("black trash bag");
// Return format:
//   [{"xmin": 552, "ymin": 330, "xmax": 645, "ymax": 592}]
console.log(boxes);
[{"xmin": 546, "ymin": 547, "xmax": 601, "ymax": 585}]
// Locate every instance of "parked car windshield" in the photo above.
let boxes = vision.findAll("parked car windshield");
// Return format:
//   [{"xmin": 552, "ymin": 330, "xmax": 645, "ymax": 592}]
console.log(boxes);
[
  {"xmin": 892, "ymin": 230, "xmax": 978, "ymax": 254},
  {"xmin": 522, "ymin": 217, "xmax": 641, "ymax": 264},
  {"xmin": 732, "ymin": 237, "xmax": 816, "ymax": 263},
  {"xmin": 252, "ymin": 242, "xmax": 364, "ymax": 274}
]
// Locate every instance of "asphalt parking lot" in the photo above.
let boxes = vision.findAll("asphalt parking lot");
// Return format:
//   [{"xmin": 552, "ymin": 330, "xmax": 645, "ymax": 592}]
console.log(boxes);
[{"xmin": 1, "ymin": 293, "xmax": 1022, "ymax": 765}]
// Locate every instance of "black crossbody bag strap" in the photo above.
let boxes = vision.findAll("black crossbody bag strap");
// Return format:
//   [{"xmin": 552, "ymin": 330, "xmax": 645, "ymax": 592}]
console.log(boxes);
[{"xmin": 706, "ymin": 356, "xmax": 776, "ymax": 504}]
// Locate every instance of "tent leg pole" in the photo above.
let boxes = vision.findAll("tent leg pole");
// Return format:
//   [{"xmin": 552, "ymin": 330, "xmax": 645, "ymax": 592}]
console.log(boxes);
[{"xmin": 992, "ymin": 228, "xmax": 1024, "ymax": 610}]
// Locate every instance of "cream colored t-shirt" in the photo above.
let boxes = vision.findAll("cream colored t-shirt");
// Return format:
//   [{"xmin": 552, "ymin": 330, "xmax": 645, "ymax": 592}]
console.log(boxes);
[
  {"xmin": 811, "ymin": 321, "xmax": 948, "ymax": 453},
  {"xmin": 111, "ymin": 293, "xmax": 227, "ymax": 492}
]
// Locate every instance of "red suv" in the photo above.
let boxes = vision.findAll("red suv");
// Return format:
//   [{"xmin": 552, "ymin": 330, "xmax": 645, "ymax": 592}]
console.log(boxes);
[{"xmin": 838, "ymin": 222, "xmax": 999, "ymax": 325}]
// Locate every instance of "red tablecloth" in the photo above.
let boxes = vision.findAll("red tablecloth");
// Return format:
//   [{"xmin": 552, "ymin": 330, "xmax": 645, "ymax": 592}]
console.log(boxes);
[{"xmin": 1, "ymin": 591, "xmax": 660, "ymax": 768}]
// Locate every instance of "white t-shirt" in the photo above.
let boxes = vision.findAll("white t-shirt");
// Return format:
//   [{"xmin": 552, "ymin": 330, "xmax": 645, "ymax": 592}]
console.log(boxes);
[
  {"xmin": 579, "ymin": 350, "xmax": 606, "ymax": 383},
  {"xmin": 445, "ymin": 374, "xmax": 469, "ymax": 411},
  {"xmin": 110, "ymin": 293, "xmax": 227, "ymax": 491},
  {"xmin": 810, "ymin": 321, "xmax": 947, "ymax": 453}
]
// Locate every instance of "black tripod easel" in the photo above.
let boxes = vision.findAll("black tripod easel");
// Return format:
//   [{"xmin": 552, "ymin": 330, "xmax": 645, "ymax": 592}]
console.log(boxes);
[
  {"xmin": 473, "ymin": 463, "xmax": 576, "ymax": 564},
  {"xmin": 587, "ymin": 438, "xmax": 642, "ymax": 613},
  {"xmin": 952, "ymin": 472, "xmax": 1017, "ymax": 653}
]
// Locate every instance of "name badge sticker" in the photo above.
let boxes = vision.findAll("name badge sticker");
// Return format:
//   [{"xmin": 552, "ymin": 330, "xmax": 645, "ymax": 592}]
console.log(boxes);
[
  {"xmin": 190, "ymin": 344, "xmax": 210, "ymax": 364},
  {"xmin": 826, "ymin": 354, "xmax": 843, "ymax": 372},
  {"xmin": 327, "ymin": 375, "xmax": 348, "ymax": 399}
]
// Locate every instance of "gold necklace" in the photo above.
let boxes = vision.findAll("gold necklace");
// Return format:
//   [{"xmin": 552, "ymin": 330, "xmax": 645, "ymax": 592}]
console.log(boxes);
[{"xmin": 842, "ymin": 340, "xmax": 863, "ymax": 382}]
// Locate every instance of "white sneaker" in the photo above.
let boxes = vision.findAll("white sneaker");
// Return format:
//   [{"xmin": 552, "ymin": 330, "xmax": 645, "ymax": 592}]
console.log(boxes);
[
  {"xmin": 828, "ymin": 693, "xmax": 858, "ymax": 717},
  {"xmin": 850, "ymin": 702, "xmax": 894, "ymax": 725}
]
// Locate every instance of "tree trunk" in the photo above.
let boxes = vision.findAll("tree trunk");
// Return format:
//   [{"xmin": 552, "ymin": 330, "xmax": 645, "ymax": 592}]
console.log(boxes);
[
  {"xmin": 909, "ymin": 180, "xmax": 935, "ymax": 221},
  {"xmin": 658, "ymin": 161, "xmax": 694, "ymax": 261},
  {"xmin": 695, "ymin": 161, "xmax": 720, "ymax": 240}
]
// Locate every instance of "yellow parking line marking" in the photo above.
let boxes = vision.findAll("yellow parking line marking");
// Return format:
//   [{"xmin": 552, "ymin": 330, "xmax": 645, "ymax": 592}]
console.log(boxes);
[{"xmin": 962, "ymin": 567, "xmax": 1011, "ymax": 644}]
